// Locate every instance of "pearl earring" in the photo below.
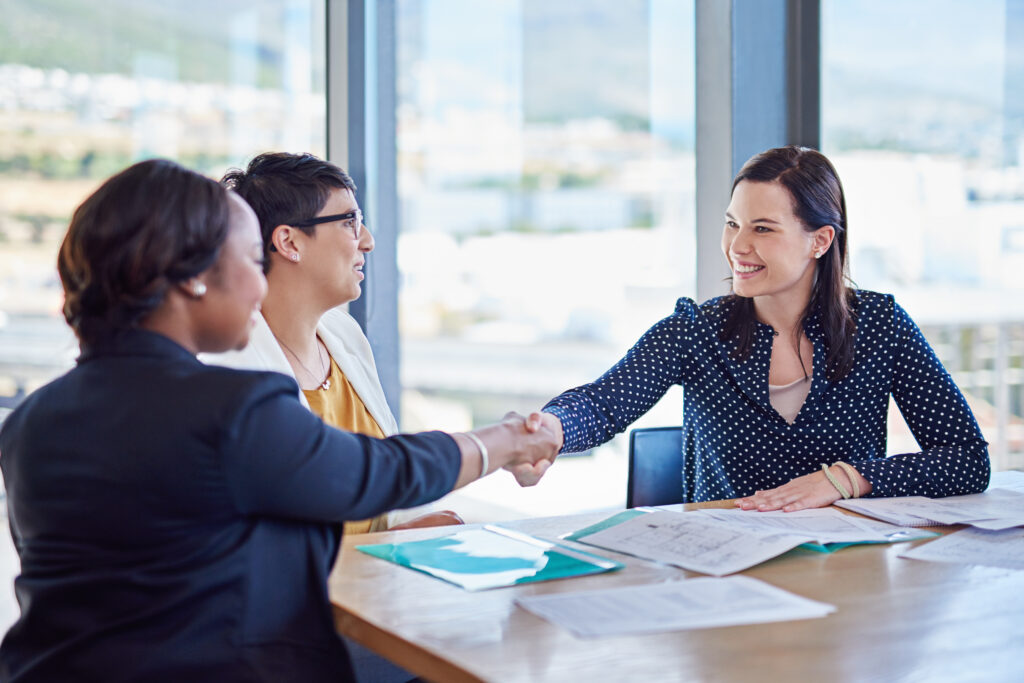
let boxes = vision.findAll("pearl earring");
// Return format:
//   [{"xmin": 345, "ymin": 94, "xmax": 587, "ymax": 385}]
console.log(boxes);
[
  {"xmin": 192, "ymin": 282, "xmax": 207, "ymax": 297},
  {"xmin": 290, "ymin": 253, "xmax": 300, "ymax": 262}
]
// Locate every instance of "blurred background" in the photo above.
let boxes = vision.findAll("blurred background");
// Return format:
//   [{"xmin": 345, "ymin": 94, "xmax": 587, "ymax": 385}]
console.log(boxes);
[{"xmin": 1, "ymin": 0, "xmax": 1022, "ymax": 539}]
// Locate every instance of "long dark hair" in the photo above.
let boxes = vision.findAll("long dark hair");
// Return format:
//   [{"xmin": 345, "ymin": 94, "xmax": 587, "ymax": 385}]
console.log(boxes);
[
  {"xmin": 58, "ymin": 159, "xmax": 232, "ymax": 346},
  {"xmin": 721, "ymin": 146, "xmax": 857, "ymax": 382}
]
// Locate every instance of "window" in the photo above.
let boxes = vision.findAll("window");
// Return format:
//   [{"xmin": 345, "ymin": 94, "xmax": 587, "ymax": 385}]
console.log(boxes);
[
  {"xmin": 822, "ymin": 0, "xmax": 1024, "ymax": 470},
  {"xmin": 396, "ymin": 0, "xmax": 696, "ymax": 517},
  {"xmin": 0, "ymin": 0, "xmax": 326, "ymax": 411}
]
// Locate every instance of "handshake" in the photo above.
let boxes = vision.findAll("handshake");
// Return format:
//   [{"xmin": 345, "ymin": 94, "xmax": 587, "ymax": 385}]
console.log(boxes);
[
  {"xmin": 502, "ymin": 411, "xmax": 564, "ymax": 487},
  {"xmin": 459, "ymin": 411, "xmax": 564, "ymax": 488}
]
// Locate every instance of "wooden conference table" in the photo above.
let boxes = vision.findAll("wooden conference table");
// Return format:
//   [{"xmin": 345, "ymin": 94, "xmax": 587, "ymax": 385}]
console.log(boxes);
[{"xmin": 328, "ymin": 500, "xmax": 1024, "ymax": 683}]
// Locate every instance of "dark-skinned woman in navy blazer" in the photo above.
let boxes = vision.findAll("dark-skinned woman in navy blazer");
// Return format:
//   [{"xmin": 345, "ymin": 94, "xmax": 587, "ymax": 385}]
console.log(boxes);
[{"xmin": 0, "ymin": 160, "xmax": 560, "ymax": 682}]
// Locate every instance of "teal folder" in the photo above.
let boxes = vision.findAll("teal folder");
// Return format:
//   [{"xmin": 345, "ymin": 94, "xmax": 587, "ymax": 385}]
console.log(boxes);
[{"xmin": 357, "ymin": 525, "xmax": 624, "ymax": 591}]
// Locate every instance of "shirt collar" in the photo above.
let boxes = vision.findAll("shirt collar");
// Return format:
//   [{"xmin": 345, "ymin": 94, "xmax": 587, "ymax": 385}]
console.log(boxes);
[
  {"xmin": 713, "ymin": 299, "xmax": 828, "ymax": 424},
  {"xmin": 78, "ymin": 328, "xmax": 199, "ymax": 365}
]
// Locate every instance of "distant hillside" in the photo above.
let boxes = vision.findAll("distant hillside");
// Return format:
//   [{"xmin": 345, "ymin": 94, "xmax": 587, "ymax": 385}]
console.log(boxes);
[{"xmin": 0, "ymin": 0, "xmax": 294, "ymax": 87}]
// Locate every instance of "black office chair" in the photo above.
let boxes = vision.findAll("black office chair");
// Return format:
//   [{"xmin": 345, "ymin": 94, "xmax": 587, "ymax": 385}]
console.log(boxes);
[{"xmin": 626, "ymin": 426, "xmax": 684, "ymax": 508}]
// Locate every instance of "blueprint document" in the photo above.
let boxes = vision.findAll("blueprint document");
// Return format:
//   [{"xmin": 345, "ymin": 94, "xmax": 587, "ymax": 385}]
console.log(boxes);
[
  {"xmin": 576, "ymin": 510, "xmax": 811, "ymax": 576},
  {"xmin": 898, "ymin": 526, "xmax": 1024, "ymax": 570},
  {"xmin": 516, "ymin": 576, "xmax": 835, "ymax": 638}
]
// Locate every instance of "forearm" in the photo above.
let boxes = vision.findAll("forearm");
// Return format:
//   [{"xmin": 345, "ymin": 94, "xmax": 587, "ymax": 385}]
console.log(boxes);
[
  {"xmin": 544, "ymin": 384, "xmax": 655, "ymax": 453},
  {"xmin": 450, "ymin": 417, "xmax": 561, "ymax": 490},
  {"xmin": 884, "ymin": 301, "xmax": 991, "ymax": 497},
  {"xmin": 854, "ymin": 439, "xmax": 990, "ymax": 497},
  {"xmin": 543, "ymin": 310, "xmax": 690, "ymax": 453}
]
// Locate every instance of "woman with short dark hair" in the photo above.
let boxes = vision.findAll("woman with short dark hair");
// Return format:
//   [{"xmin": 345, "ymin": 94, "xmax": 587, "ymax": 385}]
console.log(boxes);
[
  {"xmin": 0, "ymin": 159, "xmax": 558, "ymax": 681},
  {"xmin": 527, "ymin": 146, "xmax": 990, "ymax": 509},
  {"xmin": 213, "ymin": 152, "xmax": 465, "ymax": 534}
]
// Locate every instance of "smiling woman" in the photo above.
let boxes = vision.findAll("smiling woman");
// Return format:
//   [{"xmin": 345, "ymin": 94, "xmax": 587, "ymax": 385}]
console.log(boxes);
[{"xmin": 528, "ymin": 145, "xmax": 991, "ymax": 511}]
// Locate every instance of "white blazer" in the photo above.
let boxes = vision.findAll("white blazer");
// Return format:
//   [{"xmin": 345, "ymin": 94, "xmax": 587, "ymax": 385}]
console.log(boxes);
[
  {"xmin": 203, "ymin": 309, "xmax": 428, "ymax": 529},
  {"xmin": 203, "ymin": 308, "xmax": 398, "ymax": 436}
]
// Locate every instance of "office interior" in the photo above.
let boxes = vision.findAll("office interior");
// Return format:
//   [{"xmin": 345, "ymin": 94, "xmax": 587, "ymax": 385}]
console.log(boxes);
[{"xmin": 1, "ymin": 0, "xmax": 1023, "ymax": 666}]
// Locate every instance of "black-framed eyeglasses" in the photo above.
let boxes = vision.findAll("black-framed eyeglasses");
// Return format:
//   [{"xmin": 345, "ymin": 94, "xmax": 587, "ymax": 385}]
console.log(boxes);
[{"xmin": 291, "ymin": 209, "xmax": 363, "ymax": 239}]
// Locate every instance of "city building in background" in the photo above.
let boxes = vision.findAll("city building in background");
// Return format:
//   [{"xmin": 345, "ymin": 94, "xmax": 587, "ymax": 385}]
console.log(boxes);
[
  {"xmin": 822, "ymin": 0, "xmax": 1024, "ymax": 471},
  {"xmin": 0, "ymin": 0, "xmax": 325, "ymax": 404},
  {"xmin": 0, "ymin": 0, "xmax": 1021, "ymax": 522}
]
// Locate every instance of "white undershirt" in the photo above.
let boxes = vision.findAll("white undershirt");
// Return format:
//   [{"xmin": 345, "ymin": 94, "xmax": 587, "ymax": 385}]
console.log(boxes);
[{"xmin": 768, "ymin": 376, "xmax": 812, "ymax": 424}]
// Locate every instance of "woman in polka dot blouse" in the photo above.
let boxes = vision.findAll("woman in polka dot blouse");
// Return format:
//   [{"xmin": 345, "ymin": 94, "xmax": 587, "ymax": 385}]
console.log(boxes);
[{"xmin": 529, "ymin": 146, "xmax": 990, "ymax": 510}]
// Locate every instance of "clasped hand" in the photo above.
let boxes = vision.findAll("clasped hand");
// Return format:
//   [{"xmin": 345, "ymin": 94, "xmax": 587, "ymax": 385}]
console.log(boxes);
[{"xmin": 502, "ymin": 411, "xmax": 563, "ymax": 487}]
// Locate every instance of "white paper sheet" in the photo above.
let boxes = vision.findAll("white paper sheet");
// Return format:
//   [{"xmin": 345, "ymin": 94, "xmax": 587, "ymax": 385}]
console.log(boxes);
[
  {"xmin": 965, "ymin": 517, "xmax": 1024, "ymax": 531},
  {"xmin": 851, "ymin": 517, "xmax": 939, "ymax": 542},
  {"xmin": 576, "ymin": 510, "xmax": 809, "ymax": 576},
  {"xmin": 836, "ymin": 487, "xmax": 1024, "ymax": 529},
  {"xmin": 690, "ymin": 507, "xmax": 890, "ymax": 544},
  {"xmin": 990, "ymin": 470, "xmax": 1024, "ymax": 492},
  {"xmin": 915, "ymin": 488, "xmax": 1024, "ymax": 525},
  {"xmin": 834, "ymin": 497, "xmax": 944, "ymax": 526},
  {"xmin": 515, "ymin": 576, "xmax": 835, "ymax": 638},
  {"xmin": 898, "ymin": 527, "xmax": 1024, "ymax": 570}
]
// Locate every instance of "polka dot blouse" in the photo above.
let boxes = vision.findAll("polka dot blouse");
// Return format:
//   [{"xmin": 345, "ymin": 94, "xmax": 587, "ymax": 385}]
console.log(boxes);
[{"xmin": 543, "ymin": 291, "xmax": 991, "ymax": 503}]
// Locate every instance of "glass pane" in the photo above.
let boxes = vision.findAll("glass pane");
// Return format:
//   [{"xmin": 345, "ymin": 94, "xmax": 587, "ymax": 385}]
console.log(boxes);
[
  {"xmin": 396, "ymin": 0, "xmax": 696, "ymax": 519},
  {"xmin": 822, "ymin": 0, "xmax": 1023, "ymax": 470},
  {"xmin": 0, "ymin": 0, "xmax": 326, "ymax": 418}
]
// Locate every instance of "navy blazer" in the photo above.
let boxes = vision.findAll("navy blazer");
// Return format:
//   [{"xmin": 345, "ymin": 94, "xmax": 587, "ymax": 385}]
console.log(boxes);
[{"xmin": 0, "ymin": 329, "xmax": 460, "ymax": 682}]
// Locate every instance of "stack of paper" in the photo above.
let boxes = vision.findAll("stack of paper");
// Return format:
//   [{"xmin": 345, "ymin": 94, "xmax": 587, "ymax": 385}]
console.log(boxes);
[
  {"xmin": 898, "ymin": 526, "xmax": 1024, "ymax": 570},
  {"xmin": 516, "ymin": 576, "xmax": 835, "ymax": 638},
  {"xmin": 836, "ymin": 471, "xmax": 1024, "ymax": 530},
  {"xmin": 573, "ymin": 508, "xmax": 909, "ymax": 576},
  {"xmin": 692, "ymin": 508, "xmax": 888, "ymax": 543}
]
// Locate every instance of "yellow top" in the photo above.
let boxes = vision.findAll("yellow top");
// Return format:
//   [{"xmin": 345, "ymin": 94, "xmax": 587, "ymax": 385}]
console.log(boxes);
[{"xmin": 303, "ymin": 351, "xmax": 388, "ymax": 535}]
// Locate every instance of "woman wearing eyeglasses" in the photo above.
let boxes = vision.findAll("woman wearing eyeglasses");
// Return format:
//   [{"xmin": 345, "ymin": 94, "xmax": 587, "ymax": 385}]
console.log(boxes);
[{"xmin": 212, "ymin": 153, "xmax": 462, "ymax": 535}]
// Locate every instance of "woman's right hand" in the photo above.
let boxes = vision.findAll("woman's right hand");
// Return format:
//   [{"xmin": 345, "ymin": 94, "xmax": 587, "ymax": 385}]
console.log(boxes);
[{"xmin": 501, "ymin": 411, "xmax": 564, "ymax": 487}]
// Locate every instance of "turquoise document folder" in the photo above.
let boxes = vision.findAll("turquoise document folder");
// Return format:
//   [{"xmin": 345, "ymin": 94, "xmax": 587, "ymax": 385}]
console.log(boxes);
[{"xmin": 357, "ymin": 524, "xmax": 624, "ymax": 591}]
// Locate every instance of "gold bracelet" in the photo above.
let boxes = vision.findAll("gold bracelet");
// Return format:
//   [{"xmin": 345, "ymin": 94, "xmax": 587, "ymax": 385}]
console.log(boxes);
[
  {"xmin": 821, "ymin": 463, "xmax": 851, "ymax": 499},
  {"xmin": 833, "ymin": 461, "xmax": 861, "ymax": 498}
]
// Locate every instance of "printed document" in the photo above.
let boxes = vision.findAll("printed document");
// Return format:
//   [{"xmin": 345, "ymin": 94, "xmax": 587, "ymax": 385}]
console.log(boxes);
[
  {"xmin": 690, "ymin": 507, "xmax": 890, "ymax": 544},
  {"xmin": 898, "ymin": 526, "xmax": 1024, "ymax": 570},
  {"xmin": 576, "ymin": 510, "xmax": 809, "ymax": 576},
  {"xmin": 837, "ymin": 487, "xmax": 1024, "ymax": 529},
  {"xmin": 516, "ymin": 576, "xmax": 835, "ymax": 638}
]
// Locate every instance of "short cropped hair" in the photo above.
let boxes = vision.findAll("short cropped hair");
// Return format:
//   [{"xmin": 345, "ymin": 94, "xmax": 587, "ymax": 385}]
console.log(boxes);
[
  {"xmin": 58, "ymin": 159, "xmax": 231, "ymax": 346},
  {"xmin": 220, "ymin": 153, "xmax": 357, "ymax": 272}
]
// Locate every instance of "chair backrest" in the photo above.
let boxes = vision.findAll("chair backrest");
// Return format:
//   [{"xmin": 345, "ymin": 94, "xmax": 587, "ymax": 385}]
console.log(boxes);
[{"xmin": 626, "ymin": 426, "xmax": 684, "ymax": 508}]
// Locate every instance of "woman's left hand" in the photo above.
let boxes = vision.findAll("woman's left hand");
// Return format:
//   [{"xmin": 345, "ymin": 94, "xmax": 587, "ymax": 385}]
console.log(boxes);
[{"xmin": 735, "ymin": 470, "xmax": 842, "ymax": 512}]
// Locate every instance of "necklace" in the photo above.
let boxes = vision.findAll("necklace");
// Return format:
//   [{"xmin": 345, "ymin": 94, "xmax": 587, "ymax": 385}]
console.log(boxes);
[{"xmin": 272, "ymin": 332, "xmax": 331, "ymax": 390}]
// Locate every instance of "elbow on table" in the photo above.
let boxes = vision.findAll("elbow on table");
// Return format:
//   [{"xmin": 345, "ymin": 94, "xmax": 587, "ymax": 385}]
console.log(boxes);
[{"xmin": 945, "ymin": 437, "xmax": 991, "ymax": 496}]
